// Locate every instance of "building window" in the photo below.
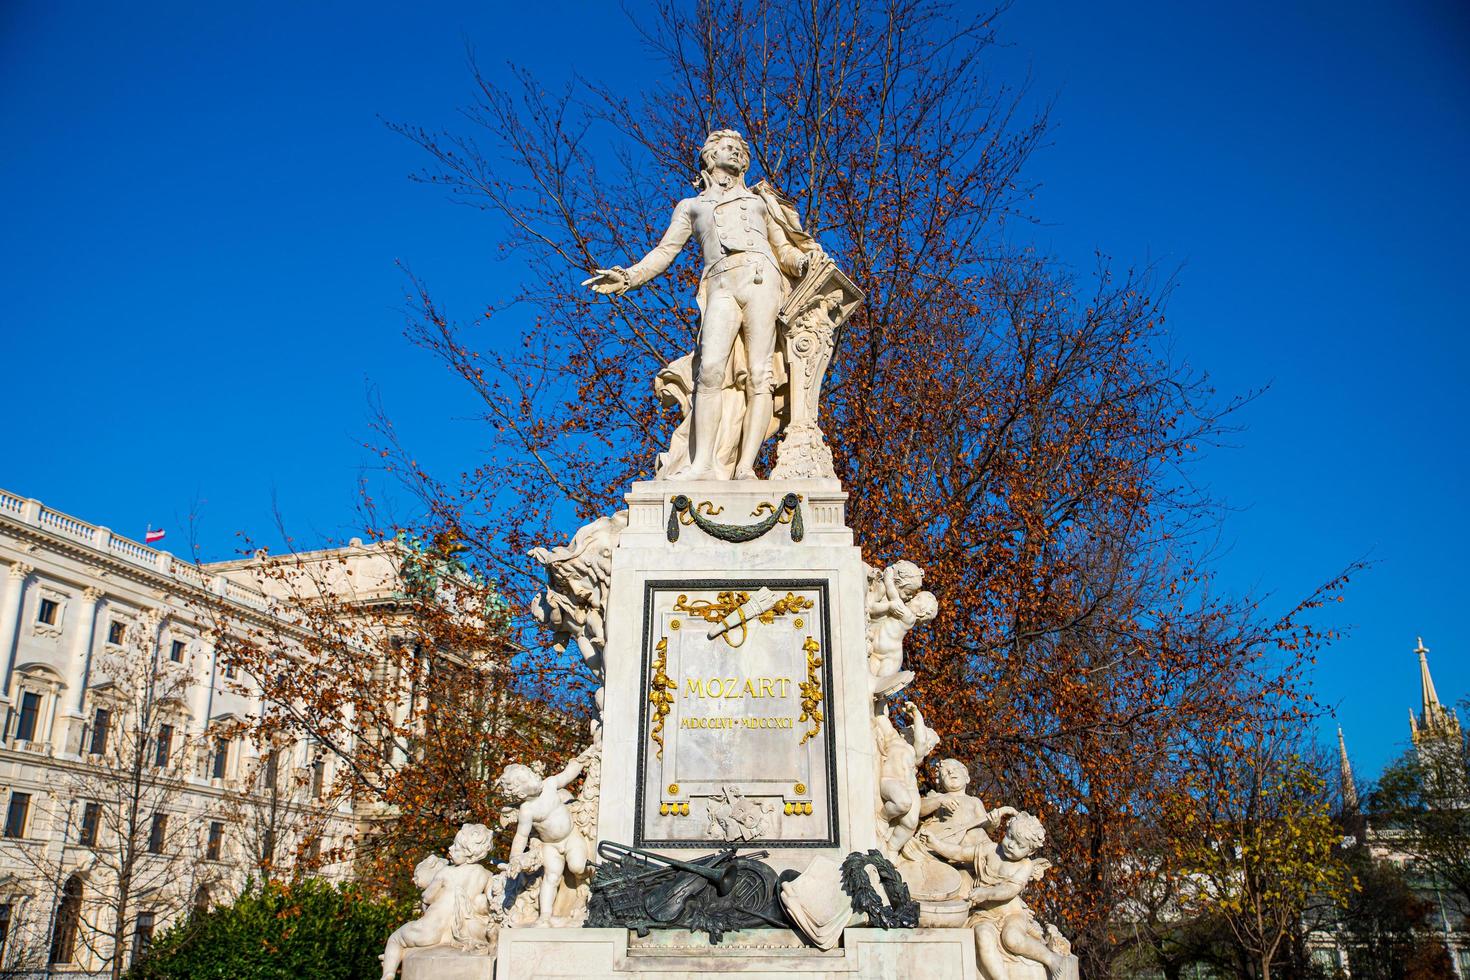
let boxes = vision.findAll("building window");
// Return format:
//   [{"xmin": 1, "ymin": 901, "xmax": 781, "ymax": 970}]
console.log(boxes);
[
  {"xmin": 223, "ymin": 662, "xmax": 237, "ymax": 679},
  {"xmin": 14, "ymin": 691, "xmax": 41, "ymax": 742},
  {"xmin": 0, "ymin": 901, "xmax": 11, "ymax": 965},
  {"xmin": 89, "ymin": 707, "xmax": 112, "ymax": 755},
  {"xmin": 263, "ymin": 749, "xmax": 279, "ymax": 791},
  {"xmin": 303, "ymin": 836, "xmax": 322, "ymax": 863},
  {"xmin": 131, "ymin": 911, "xmax": 155, "ymax": 965},
  {"xmin": 154, "ymin": 724, "xmax": 173, "ymax": 768},
  {"xmin": 36, "ymin": 598, "xmax": 59, "ymax": 626},
  {"xmin": 3, "ymin": 793, "xmax": 30, "ymax": 838},
  {"xmin": 311, "ymin": 756, "xmax": 326, "ymax": 799},
  {"xmin": 148, "ymin": 813, "xmax": 167, "ymax": 854},
  {"xmin": 206, "ymin": 820, "xmax": 224, "ymax": 861},
  {"xmin": 79, "ymin": 801, "xmax": 101, "ymax": 847},
  {"xmin": 48, "ymin": 875, "xmax": 82, "ymax": 964},
  {"xmin": 212, "ymin": 737, "xmax": 230, "ymax": 780},
  {"xmin": 192, "ymin": 885, "xmax": 211, "ymax": 915},
  {"xmin": 107, "ymin": 620, "xmax": 125, "ymax": 645},
  {"xmin": 170, "ymin": 639, "xmax": 185, "ymax": 662}
]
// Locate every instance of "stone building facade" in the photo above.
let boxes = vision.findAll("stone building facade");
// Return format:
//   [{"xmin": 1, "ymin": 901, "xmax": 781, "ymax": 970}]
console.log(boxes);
[{"xmin": 0, "ymin": 488, "xmax": 398, "ymax": 976}]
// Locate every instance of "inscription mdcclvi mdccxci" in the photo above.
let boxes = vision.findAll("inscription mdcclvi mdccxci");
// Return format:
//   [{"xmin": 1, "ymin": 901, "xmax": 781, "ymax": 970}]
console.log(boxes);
[{"xmin": 636, "ymin": 578, "xmax": 839, "ymax": 848}]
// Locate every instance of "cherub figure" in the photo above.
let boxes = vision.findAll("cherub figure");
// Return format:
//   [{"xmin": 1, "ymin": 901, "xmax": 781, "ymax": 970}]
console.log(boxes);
[
  {"xmin": 874, "ymin": 701, "xmax": 941, "ymax": 855},
  {"xmin": 919, "ymin": 758, "xmax": 1018, "ymax": 851},
  {"xmin": 497, "ymin": 759, "xmax": 590, "ymax": 926},
  {"xmin": 379, "ymin": 823, "xmax": 496, "ymax": 980},
  {"xmin": 924, "ymin": 812, "xmax": 1077, "ymax": 980},
  {"xmin": 528, "ymin": 510, "xmax": 628, "ymax": 686},
  {"xmin": 865, "ymin": 561, "xmax": 938, "ymax": 696}
]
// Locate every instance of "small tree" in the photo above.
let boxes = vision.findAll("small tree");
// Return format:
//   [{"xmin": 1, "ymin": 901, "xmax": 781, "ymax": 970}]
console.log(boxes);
[
  {"xmin": 209, "ymin": 533, "xmax": 582, "ymax": 892},
  {"xmin": 1166, "ymin": 731, "xmax": 1357, "ymax": 980},
  {"xmin": 213, "ymin": 733, "xmax": 346, "ymax": 882}
]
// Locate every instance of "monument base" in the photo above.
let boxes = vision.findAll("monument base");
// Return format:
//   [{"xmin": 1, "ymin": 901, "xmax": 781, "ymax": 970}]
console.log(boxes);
[
  {"xmin": 494, "ymin": 927, "xmax": 978, "ymax": 979},
  {"xmin": 402, "ymin": 944, "xmax": 496, "ymax": 980}
]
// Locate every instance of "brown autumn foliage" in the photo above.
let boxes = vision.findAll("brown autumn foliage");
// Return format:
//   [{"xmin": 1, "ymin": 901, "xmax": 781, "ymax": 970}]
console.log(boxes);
[
  {"xmin": 216, "ymin": 0, "xmax": 1352, "ymax": 971},
  {"xmin": 207, "ymin": 534, "xmax": 586, "ymax": 893}
]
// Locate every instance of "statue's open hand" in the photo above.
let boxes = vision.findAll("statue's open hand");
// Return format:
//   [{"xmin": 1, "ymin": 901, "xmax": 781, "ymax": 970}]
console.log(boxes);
[{"xmin": 582, "ymin": 268, "xmax": 631, "ymax": 296}]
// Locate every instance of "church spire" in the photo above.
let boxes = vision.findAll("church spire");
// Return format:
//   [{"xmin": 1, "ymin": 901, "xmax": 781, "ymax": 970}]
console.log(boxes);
[
  {"xmin": 1419, "ymin": 636, "xmax": 1441, "ymax": 719},
  {"xmin": 1412, "ymin": 636, "xmax": 1460, "ymax": 744},
  {"xmin": 1338, "ymin": 725, "xmax": 1358, "ymax": 813}
]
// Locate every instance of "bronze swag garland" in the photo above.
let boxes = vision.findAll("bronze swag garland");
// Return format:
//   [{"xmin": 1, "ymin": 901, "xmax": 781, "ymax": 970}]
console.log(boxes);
[{"xmin": 667, "ymin": 493, "xmax": 804, "ymax": 543}]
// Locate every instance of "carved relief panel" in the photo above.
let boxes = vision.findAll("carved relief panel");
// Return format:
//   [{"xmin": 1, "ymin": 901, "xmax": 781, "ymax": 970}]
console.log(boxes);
[{"xmin": 636, "ymin": 578, "xmax": 838, "ymax": 848}]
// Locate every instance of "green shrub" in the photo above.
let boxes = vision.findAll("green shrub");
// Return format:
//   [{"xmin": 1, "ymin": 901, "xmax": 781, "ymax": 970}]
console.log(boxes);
[{"xmin": 127, "ymin": 878, "xmax": 411, "ymax": 980}]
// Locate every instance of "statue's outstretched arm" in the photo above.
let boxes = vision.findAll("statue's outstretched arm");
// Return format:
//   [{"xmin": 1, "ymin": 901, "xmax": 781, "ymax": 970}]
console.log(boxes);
[
  {"xmin": 624, "ymin": 199, "xmax": 694, "ymax": 288},
  {"xmin": 549, "ymin": 758, "xmax": 583, "ymax": 789}
]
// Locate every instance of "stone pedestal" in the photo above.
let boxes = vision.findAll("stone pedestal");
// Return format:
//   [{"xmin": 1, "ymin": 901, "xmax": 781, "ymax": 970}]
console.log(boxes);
[
  {"xmin": 437, "ymin": 480, "xmax": 985, "ymax": 979},
  {"xmin": 596, "ymin": 478, "xmax": 879, "ymax": 871},
  {"xmin": 497, "ymin": 927, "xmax": 978, "ymax": 979},
  {"xmin": 402, "ymin": 945, "xmax": 496, "ymax": 980}
]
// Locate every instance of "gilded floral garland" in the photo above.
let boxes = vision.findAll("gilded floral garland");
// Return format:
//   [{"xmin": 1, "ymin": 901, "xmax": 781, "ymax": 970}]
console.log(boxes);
[
  {"xmin": 648, "ymin": 637, "xmax": 676, "ymax": 759},
  {"xmin": 798, "ymin": 635, "xmax": 824, "ymax": 745}
]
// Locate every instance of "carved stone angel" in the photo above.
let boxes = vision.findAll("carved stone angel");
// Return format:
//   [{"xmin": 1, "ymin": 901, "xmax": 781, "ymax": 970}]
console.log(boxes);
[
  {"xmin": 874, "ymin": 700, "xmax": 941, "ymax": 855},
  {"xmin": 923, "ymin": 812, "xmax": 1078, "ymax": 980},
  {"xmin": 865, "ymin": 560, "xmax": 938, "ymax": 697},
  {"xmin": 497, "ymin": 735, "xmax": 601, "ymax": 928},
  {"xmin": 529, "ymin": 510, "xmax": 627, "ymax": 686},
  {"xmin": 379, "ymin": 823, "xmax": 503, "ymax": 979}
]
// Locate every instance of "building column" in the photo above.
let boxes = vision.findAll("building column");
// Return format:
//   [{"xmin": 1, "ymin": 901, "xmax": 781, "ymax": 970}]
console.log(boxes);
[
  {"xmin": 190, "ymin": 639, "xmax": 217, "ymax": 736},
  {"xmin": 59, "ymin": 587, "xmax": 104, "ymax": 757},
  {"xmin": 0, "ymin": 561, "xmax": 34, "ymax": 705}
]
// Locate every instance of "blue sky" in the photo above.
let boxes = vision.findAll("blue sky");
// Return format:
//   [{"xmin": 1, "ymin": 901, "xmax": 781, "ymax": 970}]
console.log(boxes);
[{"xmin": 2, "ymin": 1, "xmax": 1466, "ymax": 780}]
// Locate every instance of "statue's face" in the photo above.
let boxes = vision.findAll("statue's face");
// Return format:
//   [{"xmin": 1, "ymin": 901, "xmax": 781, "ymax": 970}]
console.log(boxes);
[
  {"xmin": 938, "ymin": 763, "xmax": 968, "ymax": 793},
  {"xmin": 1000, "ymin": 827, "xmax": 1040, "ymax": 861},
  {"xmin": 708, "ymin": 137, "xmax": 748, "ymax": 174}
]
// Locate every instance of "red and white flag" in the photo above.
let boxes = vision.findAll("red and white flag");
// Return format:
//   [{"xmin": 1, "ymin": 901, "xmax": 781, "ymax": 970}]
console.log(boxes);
[{"xmin": 145, "ymin": 527, "xmax": 166, "ymax": 544}]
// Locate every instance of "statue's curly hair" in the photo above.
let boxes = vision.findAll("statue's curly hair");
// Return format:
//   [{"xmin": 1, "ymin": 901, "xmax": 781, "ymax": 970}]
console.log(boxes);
[
  {"xmin": 1006, "ymin": 811, "xmax": 1046, "ymax": 852},
  {"xmin": 496, "ymin": 763, "xmax": 541, "ymax": 800},
  {"xmin": 696, "ymin": 129, "xmax": 750, "ymax": 185}
]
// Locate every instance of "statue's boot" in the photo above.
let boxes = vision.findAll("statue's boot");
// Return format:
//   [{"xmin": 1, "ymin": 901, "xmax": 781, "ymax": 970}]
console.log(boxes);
[{"xmin": 733, "ymin": 390, "xmax": 773, "ymax": 480}]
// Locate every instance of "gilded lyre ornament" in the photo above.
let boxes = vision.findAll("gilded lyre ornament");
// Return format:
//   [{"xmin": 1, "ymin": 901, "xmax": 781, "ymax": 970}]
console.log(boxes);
[
  {"xmin": 673, "ymin": 590, "xmax": 813, "ymax": 648},
  {"xmin": 798, "ymin": 635, "xmax": 824, "ymax": 745},
  {"xmin": 648, "ymin": 637, "xmax": 676, "ymax": 759}
]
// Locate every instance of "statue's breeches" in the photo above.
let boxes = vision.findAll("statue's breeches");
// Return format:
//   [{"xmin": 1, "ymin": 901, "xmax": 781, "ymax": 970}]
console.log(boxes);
[{"xmin": 696, "ymin": 252, "xmax": 782, "ymax": 393}]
